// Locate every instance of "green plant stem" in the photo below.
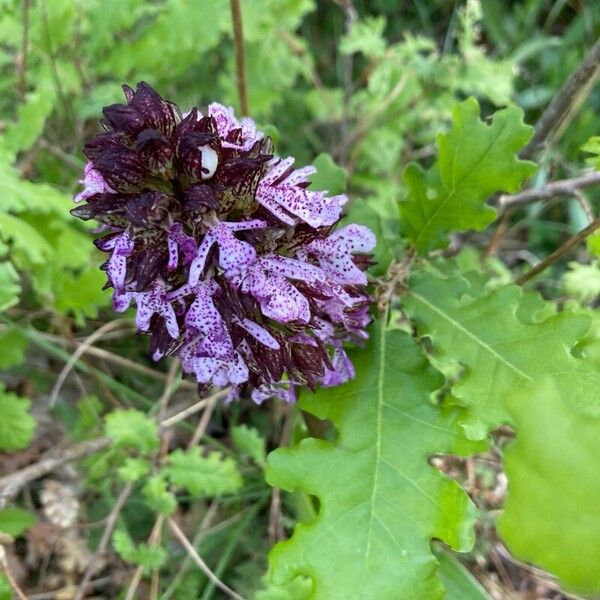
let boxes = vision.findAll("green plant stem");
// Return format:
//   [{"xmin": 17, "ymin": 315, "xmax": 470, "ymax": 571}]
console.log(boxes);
[
  {"xmin": 230, "ymin": 0, "xmax": 249, "ymax": 115},
  {"xmin": 199, "ymin": 502, "xmax": 262, "ymax": 600}
]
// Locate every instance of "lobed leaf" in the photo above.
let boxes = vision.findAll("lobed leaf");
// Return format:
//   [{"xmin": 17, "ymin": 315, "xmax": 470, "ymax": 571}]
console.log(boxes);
[
  {"xmin": 403, "ymin": 270, "xmax": 600, "ymax": 439},
  {"xmin": 161, "ymin": 447, "xmax": 242, "ymax": 498},
  {"xmin": 400, "ymin": 97, "xmax": 535, "ymax": 253},
  {"xmin": 498, "ymin": 378, "xmax": 600, "ymax": 596},
  {"xmin": 266, "ymin": 320, "xmax": 482, "ymax": 599},
  {"xmin": 104, "ymin": 409, "xmax": 159, "ymax": 454},
  {"xmin": 231, "ymin": 424, "xmax": 267, "ymax": 466}
]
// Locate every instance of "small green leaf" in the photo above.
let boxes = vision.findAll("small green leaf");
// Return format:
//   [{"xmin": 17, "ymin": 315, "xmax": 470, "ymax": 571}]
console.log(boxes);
[
  {"xmin": 563, "ymin": 261, "xmax": 600, "ymax": 304},
  {"xmin": 112, "ymin": 529, "xmax": 166, "ymax": 574},
  {"xmin": 400, "ymin": 98, "xmax": 535, "ymax": 253},
  {"xmin": 161, "ymin": 448, "xmax": 242, "ymax": 498},
  {"xmin": 581, "ymin": 135, "xmax": 600, "ymax": 170},
  {"xmin": 231, "ymin": 424, "xmax": 266, "ymax": 466},
  {"xmin": 499, "ymin": 378, "xmax": 600, "ymax": 596},
  {"xmin": 0, "ymin": 328, "xmax": 28, "ymax": 369},
  {"xmin": 340, "ymin": 16, "xmax": 387, "ymax": 57},
  {"xmin": 0, "ymin": 386, "xmax": 36, "ymax": 451},
  {"xmin": 308, "ymin": 153, "xmax": 347, "ymax": 196},
  {"xmin": 105, "ymin": 409, "xmax": 159, "ymax": 454},
  {"xmin": 142, "ymin": 475, "xmax": 177, "ymax": 516},
  {"xmin": 117, "ymin": 457, "xmax": 151, "ymax": 483},
  {"xmin": 0, "ymin": 507, "xmax": 37, "ymax": 537},
  {"xmin": 0, "ymin": 261, "xmax": 20, "ymax": 312}
]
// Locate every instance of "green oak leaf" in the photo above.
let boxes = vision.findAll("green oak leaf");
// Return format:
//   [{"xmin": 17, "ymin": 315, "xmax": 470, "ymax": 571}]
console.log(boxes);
[
  {"xmin": 403, "ymin": 271, "xmax": 600, "ymax": 439},
  {"xmin": 400, "ymin": 97, "xmax": 535, "ymax": 253},
  {"xmin": 499, "ymin": 378, "xmax": 600, "ymax": 596},
  {"xmin": 266, "ymin": 320, "xmax": 482, "ymax": 599}
]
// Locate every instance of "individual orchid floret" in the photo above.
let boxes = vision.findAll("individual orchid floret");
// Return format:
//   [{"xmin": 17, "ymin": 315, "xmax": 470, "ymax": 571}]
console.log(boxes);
[{"xmin": 72, "ymin": 81, "xmax": 375, "ymax": 402}]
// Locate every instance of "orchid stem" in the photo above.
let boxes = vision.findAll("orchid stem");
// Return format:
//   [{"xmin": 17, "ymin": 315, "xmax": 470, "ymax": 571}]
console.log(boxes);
[{"xmin": 230, "ymin": 0, "xmax": 249, "ymax": 116}]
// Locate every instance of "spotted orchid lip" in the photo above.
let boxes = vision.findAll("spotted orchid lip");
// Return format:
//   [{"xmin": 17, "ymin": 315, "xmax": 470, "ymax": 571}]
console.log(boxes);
[{"xmin": 72, "ymin": 81, "xmax": 376, "ymax": 402}]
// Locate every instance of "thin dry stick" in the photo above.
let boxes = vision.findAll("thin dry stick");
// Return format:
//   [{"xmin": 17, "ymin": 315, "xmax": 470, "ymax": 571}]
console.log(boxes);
[
  {"xmin": 187, "ymin": 392, "xmax": 219, "ymax": 448},
  {"xmin": 162, "ymin": 500, "xmax": 221, "ymax": 600},
  {"xmin": 0, "ymin": 437, "xmax": 112, "ymax": 497},
  {"xmin": 498, "ymin": 171, "xmax": 600, "ymax": 210},
  {"xmin": 40, "ymin": 331, "xmax": 197, "ymax": 391},
  {"xmin": 73, "ymin": 482, "xmax": 134, "ymax": 600},
  {"xmin": 521, "ymin": 37, "xmax": 600, "ymax": 159},
  {"xmin": 516, "ymin": 218, "xmax": 600, "ymax": 286},
  {"xmin": 49, "ymin": 319, "xmax": 129, "ymax": 406},
  {"xmin": 157, "ymin": 358, "xmax": 181, "ymax": 423},
  {"xmin": 520, "ymin": 40, "xmax": 600, "ymax": 158},
  {"xmin": 230, "ymin": 0, "xmax": 249, "ymax": 115},
  {"xmin": 167, "ymin": 518, "xmax": 247, "ymax": 600},
  {"xmin": 1, "ymin": 563, "xmax": 28, "ymax": 600}
]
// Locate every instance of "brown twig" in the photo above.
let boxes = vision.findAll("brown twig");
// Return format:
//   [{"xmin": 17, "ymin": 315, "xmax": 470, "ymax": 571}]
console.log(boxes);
[
  {"xmin": 0, "ymin": 437, "xmax": 112, "ymax": 497},
  {"xmin": 521, "ymin": 38, "xmax": 600, "ymax": 159},
  {"xmin": 230, "ymin": 0, "xmax": 249, "ymax": 115},
  {"xmin": 73, "ymin": 483, "xmax": 134, "ymax": 600},
  {"xmin": 187, "ymin": 392, "xmax": 218, "ymax": 448},
  {"xmin": 268, "ymin": 405, "xmax": 293, "ymax": 545},
  {"xmin": 49, "ymin": 319, "xmax": 129, "ymax": 406},
  {"xmin": 485, "ymin": 208, "xmax": 514, "ymax": 257},
  {"xmin": 0, "ymin": 546, "xmax": 28, "ymax": 600},
  {"xmin": 167, "ymin": 518, "xmax": 247, "ymax": 600},
  {"xmin": 498, "ymin": 171, "xmax": 600, "ymax": 211},
  {"xmin": 516, "ymin": 218, "xmax": 600, "ymax": 285}
]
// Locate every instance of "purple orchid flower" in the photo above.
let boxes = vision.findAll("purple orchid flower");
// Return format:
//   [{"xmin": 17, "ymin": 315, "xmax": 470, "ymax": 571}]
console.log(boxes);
[{"xmin": 72, "ymin": 82, "xmax": 375, "ymax": 402}]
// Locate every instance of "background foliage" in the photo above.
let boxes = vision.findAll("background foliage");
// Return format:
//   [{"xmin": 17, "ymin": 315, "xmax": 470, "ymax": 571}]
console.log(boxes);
[{"xmin": 0, "ymin": 0, "xmax": 598, "ymax": 598}]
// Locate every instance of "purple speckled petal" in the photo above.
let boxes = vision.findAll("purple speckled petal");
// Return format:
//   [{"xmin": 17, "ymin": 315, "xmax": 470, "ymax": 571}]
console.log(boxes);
[
  {"xmin": 169, "ymin": 223, "xmax": 197, "ymax": 265},
  {"xmin": 184, "ymin": 283, "xmax": 223, "ymax": 336},
  {"xmin": 321, "ymin": 346, "xmax": 355, "ymax": 387},
  {"xmin": 251, "ymin": 188, "xmax": 296, "ymax": 225},
  {"xmin": 74, "ymin": 162, "xmax": 115, "ymax": 203},
  {"xmin": 256, "ymin": 161, "xmax": 346, "ymax": 228},
  {"xmin": 134, "ymin": 280, "xmax": 179, "ymax": 338},
  {"xmin": 306, "ymin": 224, "xmax": 376, "ymax": 285},
  {"xmin": 113, "ymin": 290, "xmax": 133, "ymax": 312},
  {"xmin": 107, "ymin": 232, "xmax": 134, "ymax": 290},
  {"xmin": 251, "ymin": 383, "xmax": 296, "ymax": 404},
  {"xmin": 239, "ymin": 318, "xmax": 280, "ymax": 349},
  {"xmin": 208, "ymin": 103, "xmax": 262, "ymax": 151},
  {"xmin": 189, "ymin": 221, "xmax": 266, "ymax": 285},
  {"xmin": 285, "ymin": 165, "xmax": 316, "ymax": 185},
  {"xmin": 167, "ymin": 236, "xmax": 178, "ymax": 271},
  {"xmin": 259, "ymin": 255, "xmax": 324, "ymax": 283},
  {"xmin": 243, "ymin": 265, "xmax": 311, "ymax": 323}
]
